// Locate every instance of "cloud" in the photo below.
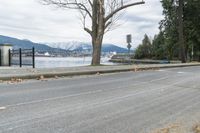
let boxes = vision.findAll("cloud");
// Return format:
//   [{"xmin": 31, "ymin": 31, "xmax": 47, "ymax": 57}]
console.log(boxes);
[
  {"xmin": 0, "ymin": 0, "xmax": 164, "ymax": 48},
  {"xmin": 103, "ymin": 0, "xmax": 164, "ymax": 48}
]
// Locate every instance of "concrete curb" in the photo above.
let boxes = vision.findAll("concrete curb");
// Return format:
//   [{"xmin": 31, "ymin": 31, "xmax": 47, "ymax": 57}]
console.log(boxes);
[{"xmin": 0, "ymin": 63, "xmax": 200, "ymax": 81}]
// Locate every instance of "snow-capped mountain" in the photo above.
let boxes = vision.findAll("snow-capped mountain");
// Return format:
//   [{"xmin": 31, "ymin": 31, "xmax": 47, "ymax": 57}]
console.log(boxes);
[
  {"xmin": 46, "ymin": 41, "xmax": 128, "ymax": 53},
  {"xmin": 0, "ymin": 35, "xmax": 128, "ymax": 54},
  {"xmin": 46, "ymin": 41, "xmax": 92, "ymax": 51}
]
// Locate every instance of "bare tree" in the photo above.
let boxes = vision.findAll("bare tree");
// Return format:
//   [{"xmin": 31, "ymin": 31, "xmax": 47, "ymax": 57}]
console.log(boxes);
[{"xmin": 41, "ymin": 0, "xmax": 145, "ymax": 65}]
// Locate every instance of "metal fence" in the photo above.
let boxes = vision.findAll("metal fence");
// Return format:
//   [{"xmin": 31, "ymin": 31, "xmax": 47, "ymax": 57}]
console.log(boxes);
[
  {"xmin": 0, "ymin": 49, "xmax": 1, "ymax": 66},
  {"xmin": 9, "ymin": 47, "xmax": 35, "ymax": 68}
]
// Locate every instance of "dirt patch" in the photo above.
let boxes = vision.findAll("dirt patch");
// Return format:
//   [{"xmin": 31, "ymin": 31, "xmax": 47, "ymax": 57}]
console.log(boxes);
[
  {"xmin": 151, "ymin": 123, "xmax": 200, "ymax": 133},
  {"xmin": 7, "ymin": 78, "xmax": 23, "ymax": 84},
  {"xmin": 151, "ymin": 123, "xmax": 185, "ymax": 133},
  {"xmin": 193, "ymin": 124, "xmax": 200, "ymax": 133}
]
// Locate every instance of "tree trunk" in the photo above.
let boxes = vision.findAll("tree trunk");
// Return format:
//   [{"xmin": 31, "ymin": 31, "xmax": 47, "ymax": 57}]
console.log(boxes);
[
  {"xmin": 91, "ymin": 38, "xmax": 103, "ymax": 65},
  {"xmin": 178, "ymin": 0, "xmax": 186, "ymax": 63},
  {"xmin": 91, "ymin": 0, "xmax": 105, "ymax": 65}
]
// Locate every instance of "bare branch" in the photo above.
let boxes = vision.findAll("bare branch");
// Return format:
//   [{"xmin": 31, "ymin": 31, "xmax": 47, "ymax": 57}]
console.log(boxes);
[
  {"xmin": 87, "ymin": 0, "xmax": 93, "ymax": 7},
  {"xmin": 105, "ymin": 1, "xmax": 145, "ymax": 22},
  {"xmin": 105, "ymin": 11, "xmax": 125, "ymax": 33},
  {"xmin": 42, "ymin": 0, "xmax": 92, "ymax": 18},
  {"xmin": 84, "ymin": 27, "xmax": 92, "ymax": 35},
  {"xmin": 105, "ymin": 21, "xmax": 112, "ymax": 29}
]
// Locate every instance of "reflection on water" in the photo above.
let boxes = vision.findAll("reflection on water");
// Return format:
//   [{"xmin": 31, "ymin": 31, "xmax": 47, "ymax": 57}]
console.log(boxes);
[{"xmin": 35, "ymin": 57, "xmax": 113, "ymax": 68}]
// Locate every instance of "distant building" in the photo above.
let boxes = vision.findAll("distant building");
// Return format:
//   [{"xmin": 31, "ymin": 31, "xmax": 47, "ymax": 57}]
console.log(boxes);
[{"xmin": 44, "ymin": 52, "xmax": 50, "ymax": 56}]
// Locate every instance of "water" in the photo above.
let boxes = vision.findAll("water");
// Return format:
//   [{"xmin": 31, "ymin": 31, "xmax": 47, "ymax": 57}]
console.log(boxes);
[{"xmin": 35, "ymin": 56, "xmax": 113, "ymax": 68}]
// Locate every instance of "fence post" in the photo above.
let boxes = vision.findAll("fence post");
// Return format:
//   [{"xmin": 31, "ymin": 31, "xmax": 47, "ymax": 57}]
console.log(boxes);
[
  {"xmin": 19, "ymin": 48, "xmax": 22, "ymax": 67},
  {"xmin": 8, "ymin": 49, "xmax": 11, "ymax": 66},
  {"xmin": 32, "ymin": 47, "xmax": 35, "ymax": 68}
]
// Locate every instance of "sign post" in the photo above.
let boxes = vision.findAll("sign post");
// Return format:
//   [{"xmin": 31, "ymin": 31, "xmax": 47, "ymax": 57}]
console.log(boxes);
[
  {"xmin": 126, "ymin": 34, "xmax": 132, "ymax": 64},
  {"xmin": 126, "ymin": 34, "xmax": 132, "ymax": 54}
]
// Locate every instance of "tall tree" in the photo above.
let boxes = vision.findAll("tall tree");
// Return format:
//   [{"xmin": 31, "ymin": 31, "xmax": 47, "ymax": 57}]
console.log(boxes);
[
  {"xmin": 160, "ymin": 0, "xmax": 200, "ymax": 62},
  {"xmin": 184, "ymin": 0, "xmax": 200, "ymax": 61},
  {"xmin": 177, "ymin": 0, "xmax": 186, "ymax": 63},
  {"xmin": 160, "ymin": 0, "xmax": 179, "ymax": 60},
  {"xmin": 152, "ymin": 32, "xmax": 166, "ymax": 59},
  {"xmin": 134, "ymin": 34, "xmax": 152, "ymax": 59},
  {"xmin": 41, "ymin": 0, "xmax": 145, "ymax": 65}
]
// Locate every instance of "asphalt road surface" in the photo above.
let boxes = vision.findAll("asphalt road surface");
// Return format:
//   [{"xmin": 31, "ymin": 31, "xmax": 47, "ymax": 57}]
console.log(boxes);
[{"xmin": 0, "ymin": 66, "xmax": 200, "ymax": 133}]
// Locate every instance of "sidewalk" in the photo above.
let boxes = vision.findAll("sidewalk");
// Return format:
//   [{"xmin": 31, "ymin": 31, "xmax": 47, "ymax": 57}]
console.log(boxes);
[{"xmin": 0, "ymin": 63, "xmax": 200, "ymax": 81}]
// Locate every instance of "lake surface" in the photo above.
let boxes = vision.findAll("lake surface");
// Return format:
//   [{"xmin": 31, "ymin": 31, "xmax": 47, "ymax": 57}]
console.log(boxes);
[{"xmin": 35, "ymin": 57, "xmax": 114, "ymax": 68}]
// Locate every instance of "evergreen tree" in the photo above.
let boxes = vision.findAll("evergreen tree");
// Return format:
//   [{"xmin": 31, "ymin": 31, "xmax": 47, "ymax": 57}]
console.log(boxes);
[
  {"xmin": 134, "ymin": 0, "xmax": 200, "ymax": 61},
  {"xmin": 157, "ymin": 0, "xmax": 200, "ymax": 61},
  {"xmin": 134, "ymin": 34, "xmax": 152, "ymax": 59}
]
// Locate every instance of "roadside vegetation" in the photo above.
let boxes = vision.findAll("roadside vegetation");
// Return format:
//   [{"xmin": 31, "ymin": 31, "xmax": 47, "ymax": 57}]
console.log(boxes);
[{"xmin": 134, "ymin": 0, "xmax": 200, "ymax": 62}]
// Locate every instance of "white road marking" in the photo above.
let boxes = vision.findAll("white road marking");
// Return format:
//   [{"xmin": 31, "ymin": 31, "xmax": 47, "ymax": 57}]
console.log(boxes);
[
  {"xmin": 0, "ymin": 107, "xmax": 6, "ymax": 110},
  {"xmin": 149, "ymin": 76, "xmax": 169, "ymax": 82},
  {"xmin": 177, "ymin": 71, "xmax": 186, "ymax": 74},
  {"xmin": 5, "ymin": 90, "xmax": 103, "ymax": 108},
  {"xmin": 157, "ymin": 70, "xmax": 165, "ymax": 72}
]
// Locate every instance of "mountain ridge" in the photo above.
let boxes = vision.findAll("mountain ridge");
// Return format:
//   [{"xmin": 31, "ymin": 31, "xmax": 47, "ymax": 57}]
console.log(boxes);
[
  {"xmin": 0, "ymin": 35, "xmax": 128, "ymax": 53},
  {"xmin": 46, "ymin": 41, "xmax": 128, "ymax": 53},
  {"xmin": 0, "ymin": 35, "xmax": 66, "ymax": 53}
]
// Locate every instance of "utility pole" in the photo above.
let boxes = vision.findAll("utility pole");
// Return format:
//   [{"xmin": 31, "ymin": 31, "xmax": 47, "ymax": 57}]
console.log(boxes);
[{"xmin": 177, "ymin": 0, "xmax": 186, "ymax": 63}]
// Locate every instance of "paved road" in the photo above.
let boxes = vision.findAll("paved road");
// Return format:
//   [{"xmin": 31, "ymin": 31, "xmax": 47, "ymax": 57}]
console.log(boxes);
[{"xmin": 0, "ymin": 66, "xmax": 200, "ymax": 133}]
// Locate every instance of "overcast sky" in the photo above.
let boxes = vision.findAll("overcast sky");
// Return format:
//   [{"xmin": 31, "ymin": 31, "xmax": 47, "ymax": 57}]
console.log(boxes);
[{"xmin": 0, "ymin": 0, "xmax": 163, "ymax": 48}]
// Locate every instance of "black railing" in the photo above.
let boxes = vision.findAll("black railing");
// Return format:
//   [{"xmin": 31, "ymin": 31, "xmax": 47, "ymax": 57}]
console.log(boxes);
[
  {"xmin": 9, "ymin": 47, "xmax": 35, "ymax": 68},
  {"xmin": 0, "ymin": 49, "xmax": 1, "ymax": 66}
]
